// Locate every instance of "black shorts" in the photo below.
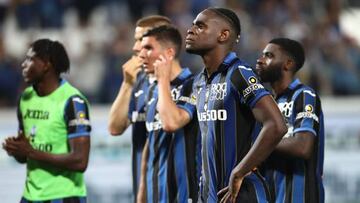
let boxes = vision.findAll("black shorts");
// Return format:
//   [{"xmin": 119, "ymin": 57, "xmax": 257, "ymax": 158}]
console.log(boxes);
[{"xmin": 20, "ymin": 196, "xmax": 86, "ymax": 203}]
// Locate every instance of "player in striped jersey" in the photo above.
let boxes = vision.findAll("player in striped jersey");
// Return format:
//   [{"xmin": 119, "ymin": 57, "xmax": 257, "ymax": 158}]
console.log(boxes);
[
  {"xmin": 107, "ymin": 16, "xmax": 171, "ymax": 202},
  {"xmin": 155, "ymin": 7, "xmax": 287, "ymax": 203},
  {"xmin": 256, "ymin": 38, "xmax": 325, "ymax": 203},
  {"xmin": 138, "ymin": 25, "xmax": 201, "ymax": 203},
  {"xmin": 2, "ymin": 39, "xmax": 91, "ymax": 202}
]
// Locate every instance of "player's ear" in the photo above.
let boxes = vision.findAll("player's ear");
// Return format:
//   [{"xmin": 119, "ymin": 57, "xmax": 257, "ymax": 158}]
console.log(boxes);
[
  {"xmin": 165, "ymin": 47, "xmax": 175, "ymax": 60},
  {"xmin": 218, "ymin": 29, "xmax": 230, "ymax": 43},
  {"xmin": 284, "ymin": 58, "xmax": 294, "ymax": 72}
]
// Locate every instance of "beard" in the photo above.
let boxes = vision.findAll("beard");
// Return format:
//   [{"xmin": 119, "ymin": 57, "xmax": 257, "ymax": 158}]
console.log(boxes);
[{"xmin": 259, "ymin": 65, "xmax": 283, "ymax": 83}]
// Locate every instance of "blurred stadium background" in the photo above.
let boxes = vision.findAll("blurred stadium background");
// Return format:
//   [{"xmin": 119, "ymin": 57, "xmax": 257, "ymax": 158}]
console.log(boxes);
[{"xmin": 0, "ymin": 0, "xmax": 360, "ymax": 202}]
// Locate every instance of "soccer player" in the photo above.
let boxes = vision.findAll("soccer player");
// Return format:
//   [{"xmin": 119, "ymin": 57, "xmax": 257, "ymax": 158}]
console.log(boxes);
[
  {"xmin": 107, "ymin": 15, "xmax": 171, "ymax": 201},
  {"xmin": 138, "ymin": 25, "xmax": 201, "ymax": 203},
  {"xmin": 256, "ymin": 38, "xmax": 325, "ymax": 203},
  {"xmin": 154, "ymin": 7, "xmax": 288, "ymax": 203},
  {"xmin": 2, "ymin": 39, "xmax": 91, "ymax": 202}
]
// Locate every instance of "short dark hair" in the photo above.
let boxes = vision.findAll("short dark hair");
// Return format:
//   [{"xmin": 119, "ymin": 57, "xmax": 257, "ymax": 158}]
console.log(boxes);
[
  {"xmin": 136, "ymin": 15, "xmax": 171, "ymax": 28},
  {"xmin": 31, "ymin": 39, "xmax": 70, "ymax": 75},
  {"xmin": 143, "ymin": 25, "xmax": 182, "ymax": 58},
  {"xmin": 269, "ymin": 38, "xmax": 305, "ymax": 72},
  {"xmin": 207, "ymin": 7, "xmax": 241, "ymax": 39}
]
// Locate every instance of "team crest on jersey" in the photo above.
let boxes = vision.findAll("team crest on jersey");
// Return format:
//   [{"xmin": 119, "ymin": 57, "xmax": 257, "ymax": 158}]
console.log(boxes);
[{"xmin": 209, "ymin": 82, "xmax": 227, "ymax": 101}]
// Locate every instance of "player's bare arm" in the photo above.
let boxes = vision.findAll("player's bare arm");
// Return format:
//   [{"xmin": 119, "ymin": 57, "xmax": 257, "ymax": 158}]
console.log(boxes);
[
  {"xmin": 108, "ymin": 56, "xmax": 142, "ymax": 135},
  {"xmin": 137, "ymin": 139, "xmax": 149, "ymax": 203},
  {"xmin": 5, "ymin": 132, "xmax": 90, "ymax": 172},
  {"xmin": 154, "ymin": 54, "xmax": 191, "ymax": 132},
  {"xmin": 274, "ymin": 131, "xmax": 315, "ymax": 159}
]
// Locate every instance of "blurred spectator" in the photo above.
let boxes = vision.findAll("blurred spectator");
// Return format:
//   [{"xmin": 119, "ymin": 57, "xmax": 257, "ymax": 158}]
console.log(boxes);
[
  {"xmin": 0, "ymin": 0, "xmax": 360, "ymax": 107},
  {"xmin": 14, "ymin": 0, "xmax": 68, "ymax": 30},
  {"xmin": 0, "ymin": 34, "xmax": 23, "ymax": 106}
]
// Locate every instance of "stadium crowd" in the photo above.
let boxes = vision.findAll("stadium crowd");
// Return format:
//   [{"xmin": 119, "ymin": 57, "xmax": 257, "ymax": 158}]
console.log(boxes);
[{"xmin": 0, "ymin": 0, "xmax": 359, "ymax": 107}]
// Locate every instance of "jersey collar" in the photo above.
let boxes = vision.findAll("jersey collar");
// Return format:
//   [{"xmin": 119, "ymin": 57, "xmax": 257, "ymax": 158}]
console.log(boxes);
[
  {"xmin": 275, "ymin": 78, "xmax": 302, "ymax": 99},
  {"xmin": 201, "ymin": 52, "xmax": 238, "ymax": 81},
  {"xmin": 288, "ymin": 78, "xmax": 302, "ymax": 90},
  {"xmin": 170, "ymin": 67, "xmax": 192, "ymax": 86}
]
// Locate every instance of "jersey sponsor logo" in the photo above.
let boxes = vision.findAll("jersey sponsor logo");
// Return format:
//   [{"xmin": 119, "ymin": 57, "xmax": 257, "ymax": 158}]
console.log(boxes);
[
  {"xmin": 283, "ymin": 125, "xmax": 294, "ymax": 138},
  {"xmin": 27, "ymin": 125, "xmax": 53, "ymax": 152},
  {"xmin": 24, "ymin": 109, "xmax": 49, "ymax": 120},
  {"xmin": 248, "ymin": 76, "xmax": 257, "ymax": 84},
  {"xmin": 178, "ymin": 95, "xmax": 196, "ymax": 105},
  {"xmin": 146, "ymin": 113, "xmax": 162, "ymax": 131},
  {"xmin": 171, "ymin": 85, "xmax": 183, "ymax": 101},
  {"xmin": 146, "ymin": 121, "xmax": 162, "ymax": 131},
  {"xmin": 147, "ymin": 98, "xmax": 156, "ymax": 105},
  {"xmin": 209, "ymin": 82, "xmax": 227, "ymax": 101},
  {"xmin": 242, "ymin": 83, "xmax": 265, "ymax": 98},
  {"xmin": 131, "ymin": 111, "xmax": 146, "ymax": 122},
  {"xmin": 305, "ymin": 104, "xmax": 313, "ymax": 112},
  {"xmin": 134, "ymin": 90, "xmax": 144, "ymax": 98},
  {"xmin": 69, "ymin": 111, "xmax": 90, "ymax": 126},
  {"xmin": 33, "ymin": 143, "xmax": 53, "ymax": 152},
  {"xmin": 296, "ymin": 111, "xmax": 319, "ymax": 122},
  {"xmin": 278, "ymin": 101, "xmax": 294, "ymax": 118},
  {"xmin": 197, "ymin": 109, "xmax": 227, "ymax": 121}
]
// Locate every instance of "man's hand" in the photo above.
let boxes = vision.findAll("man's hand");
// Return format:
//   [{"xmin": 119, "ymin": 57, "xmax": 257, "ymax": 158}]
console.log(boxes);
[
  {"xmin": 123, "ymin": 56, "xmax": 143, "ymax": 85},
  {"xmin": 218, "ymin": 168, "xmax": 254, "ymax": 203},
  {"xmin": 2, "ymin": 136, "xmax": 17, "ymax": 156},
  {"xmin": 153, "ymin": 54, "xmax": 173, "ymax": 83},
  {"xmin": 2, "ymin": 131, "xmax": 33, "ymax": 158}
]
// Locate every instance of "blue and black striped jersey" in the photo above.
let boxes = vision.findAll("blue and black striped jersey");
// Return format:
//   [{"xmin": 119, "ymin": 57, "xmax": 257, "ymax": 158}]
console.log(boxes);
[
  {"xmin": 179, "ymin": 52, "xmax": 271, "ymax": 203},
  {"xmin": 263, "ymin": 79, "xmax": 325, "ymax": 203},
  {"xmin": 145, "ymin": 68, "xmax": 201, "ymax": 203},
  {"xmin": 128, "ymin": 71, "xmax": 151, "ymax": 197}
]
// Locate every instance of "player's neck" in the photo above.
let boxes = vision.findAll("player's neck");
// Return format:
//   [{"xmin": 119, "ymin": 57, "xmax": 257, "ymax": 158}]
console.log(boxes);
[
  {"xmin": 34, "ymin": 76, "xmax": 61, "ymax": 96},
  {"xmin": 170, "ymin": 60, "xmax": 182, "ymax": 81},
  {"xmin": 271, "ymin": 76, "xmax": 293, "ymax": 97},
  {"xmin": 202, "ymin": 48, "xmax": 228, "ymax": 77}
]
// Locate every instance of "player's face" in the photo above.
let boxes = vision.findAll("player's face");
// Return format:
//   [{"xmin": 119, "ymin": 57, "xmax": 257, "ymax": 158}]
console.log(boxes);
[
  {"xmin": 185, "ymin": 9, "xmax": 221, "ymax": 55},
  {"xmin": 138, "ymin": 36, "xmax": 165, "ymax": 74},
  {"xmin": 21, "ymin": 47, "xmax": 48, "ymax": 84},
  {"xmin": 133, "ymin": 26, "xmax": 150, "ymax": 56},
  {"xmin": 256, "ymin": 44, "xmax": 285, "ymax": 83}
]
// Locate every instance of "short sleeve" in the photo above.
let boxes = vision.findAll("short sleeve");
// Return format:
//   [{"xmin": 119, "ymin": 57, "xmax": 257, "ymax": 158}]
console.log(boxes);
[
  {"xmin": 128, "ymin": 89, "xmax": 136, "ymax": 121},
  {"xmin": 230, "ymin": 65, "xmax": 270, "ymax": 108},
  {"xmin": 292, "ymin": 89, "xmax": 321, "ymax": 136},
  {"xmin": 177, "ymin": 78, "xmax": 196, "ymax": 120},
  {"xmin": 64, "ymin": 96, "xmax": 91, "ymax": 139}
]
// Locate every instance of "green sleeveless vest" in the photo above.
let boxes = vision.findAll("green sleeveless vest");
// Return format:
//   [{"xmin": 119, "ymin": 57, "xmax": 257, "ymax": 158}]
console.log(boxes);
[{"xmin": 19, "ymin": 81, "xmax": 88, "ymax": 201}]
